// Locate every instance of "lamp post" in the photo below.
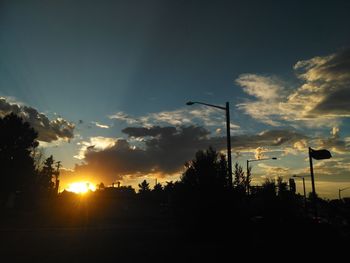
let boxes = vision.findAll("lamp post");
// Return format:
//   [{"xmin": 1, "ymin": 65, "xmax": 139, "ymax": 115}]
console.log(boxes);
[
  {"xmin": 246, "ymin": 157, "xmax": 277, "ymax": 195},
  {"xmin": 186, "ymin": 101, "xmax": 232, "ymax": 188},
  {"xmin": 339, "ymin": 187, "xmax": 350, "ymax": 200},
  {"xmin": 293, "ymin": 175, "xmax": 309, "ymax": 208}
]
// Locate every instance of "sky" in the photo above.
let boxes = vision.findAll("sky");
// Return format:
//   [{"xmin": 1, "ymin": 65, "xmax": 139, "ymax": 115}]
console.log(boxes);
[{"xmin": 1, "ymin": 0, "xmax": 350, "ymax": 198}]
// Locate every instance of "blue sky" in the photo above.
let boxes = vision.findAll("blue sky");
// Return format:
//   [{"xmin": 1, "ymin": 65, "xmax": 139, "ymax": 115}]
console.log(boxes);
[{"xmin": 1, "ymin": 0, "xmax": 350, "ymax": 198}]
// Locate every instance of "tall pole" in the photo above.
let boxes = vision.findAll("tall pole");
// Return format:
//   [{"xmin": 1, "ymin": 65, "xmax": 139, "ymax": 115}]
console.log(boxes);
[
  {"xmin": 302, "ymin": 177, "xmax": 306, "ymax": 208},
  {"xmin": 309, "ymin": 147, "xmax": 317, "ymax": 218},
  {"xmin": 226, "ymin": 102, "xmax": 232, "ymax": 188},
  {"xmin": 246, "ymin": 160, "xmax": 249, "ymax": 195},
  {"xmin": 339, "ymin": 189, "xmax": 341, "ymax": 200},
  {"xmin": 186, "ymin": 101, "xmax": 233, "ymax": 187},
  {"xmin": 55, "ymin": 161, "xmax": 61, "ymax": 195}
]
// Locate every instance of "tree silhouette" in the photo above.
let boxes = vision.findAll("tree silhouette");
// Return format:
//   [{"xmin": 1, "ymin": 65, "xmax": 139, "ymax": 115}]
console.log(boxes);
[
  {"xmin": 261, "ymin": 178, "xmax": 276, "ymax": 197},
  {"xmin": 277, "ymin": 176, "xmax": 288, "ymax": 197},
  {"xmin": 37, "ymin": 155, "xmax": 56, "ymax": 194},
  {"xmin": 153, "ymin": 182, "xmax": 163, "ymax": 193},
  {"xmin": 246, "ymin": 165, "xmax": 252, "ymax": 194},
  {"xmin": 138, "ymin": 180, "xmax": 150, "ymax": 194},
  {"xmin": 233, "ymin": 162, "xmax": 245, "ymax": 194},
  {"xmin": 181, "ymin": 147, "xmax": 228, "ymax": 191},
  {"xmin": 0, "ymin": 113, "xmax": 38, "ymax": 200}
]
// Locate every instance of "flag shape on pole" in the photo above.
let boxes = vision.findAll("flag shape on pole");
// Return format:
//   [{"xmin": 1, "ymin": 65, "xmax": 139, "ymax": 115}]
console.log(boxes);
[{"xmin": 309, "ymin": 148, "xmax": 332, "ymax": 160}]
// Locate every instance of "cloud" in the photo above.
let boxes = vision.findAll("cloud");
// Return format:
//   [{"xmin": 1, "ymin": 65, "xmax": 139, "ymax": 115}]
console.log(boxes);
[
  {"xmin": 316, "ymin": 127, "xmax": 350, "ymax": 154},
  {"xmin": 230, "ymin": 129, "xmax": 308, "ymax": 150},
  {"xmin": 74, "ymin": 136, "xmax": 118, "ymax": 160},
  {"xmin": 68, "ymin": 125, "xmax": 308, "ymax": 184},
  {"xmin": 109, "ymin": 107, "xmax": 240, "ymax": 130},
  {"xmin": 311, "ymin": 158, "xmax": 350, "ymax": 180},
  {"xmin": 122, "ymin": 126, "xmax": 177, "ymax": 138},
  {"xmin": 257, "ymin": 163, "xmax": 290, "ymax": 177},
  {"xmin": 236, "ymin": 47, "xmax": 350, "ymax": 127},
  {"xmin": 108, "ymin": 112, "xmax": 138, "ymax": 125},
  {"xmin": 73, "ymin": 126, "xmax": 210, "ymax": 183},
  {"xmin": 0, "ymin": 97, "xmax": 75, "ymax": 142},
  {"xmin": 254, "ymin": 147, "xmax": 267, "ymax": 159},
  {"xmin": 236, "ymin": 74, "xmax": 287, "ymax": 101},
  {"xmin": 92, "ymin": 122, "xmax": 110, "ymax": 129}
]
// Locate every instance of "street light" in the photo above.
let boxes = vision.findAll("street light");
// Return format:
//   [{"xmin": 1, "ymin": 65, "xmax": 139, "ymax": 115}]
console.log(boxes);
[
  {"xmin": 246, "ymin": 157, "xmax": 277, "ymax": 195},
  {"xmin": 186, "ymin": 101, "xmax": 232, "ymax": 187},
  {"xmin": 293, "ymin": 175, "xmax": 310, "ymax": 208},
  {"xmin": 338, "ymin": 187, "xmax": 350, "ymax": 200}
]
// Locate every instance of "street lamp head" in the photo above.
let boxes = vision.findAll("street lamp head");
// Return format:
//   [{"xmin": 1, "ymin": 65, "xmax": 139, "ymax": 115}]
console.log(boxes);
[
  {"xmin": 272, "ymin": 157, "xmax": 277, "ymax": 160},
  {"xmin": 186, "ymin": 101, "xmax": 194, "ymax": 105}
]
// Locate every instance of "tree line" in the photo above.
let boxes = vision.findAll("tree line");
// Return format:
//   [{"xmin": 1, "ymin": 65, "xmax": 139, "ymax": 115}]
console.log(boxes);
[{"xmin": 0, "ymin": 113, "xmax": 60, "ymax": 208}]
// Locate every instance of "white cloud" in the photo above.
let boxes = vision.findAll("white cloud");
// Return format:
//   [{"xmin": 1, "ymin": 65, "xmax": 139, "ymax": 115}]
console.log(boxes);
[
  {"xmin": 236, "ymin": 74, "xmax": 287, "ymax": 101},
  {"xmin": 93, "ymin": 122, "xmax": 110, "ymax": 129},
  {"xmin": 0, "ymin": 97, "xmax": 75, "ymax": 142},
  {"xmin": 109, "ymin": 112, "xmax": 138, "ymax": 125},
  {"xmin": 74, "ymin": 136, "xmax": 118, "ymax": 160},
  {"xmin": 236, "ymin": 48, "xmax": 350, "ymax": 127},
  {"xmin": 109, "ymin": 107, "xmax": 240, "ymax": 130}
]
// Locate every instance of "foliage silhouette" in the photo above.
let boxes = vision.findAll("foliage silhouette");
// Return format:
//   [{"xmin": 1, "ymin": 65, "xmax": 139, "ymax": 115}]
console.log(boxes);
[
  {"xmin": 138, "ymin": 180, "xmax": 151, "ymax": 194},
  {"xmin": 233, "ymin": 162, "xmax": 246, "ymax": 195},
  {"xmin": 181, "ymin": 146, "xmax": 229, "ymax": 191},
  {"xmin": 0, "ymin": 113, "xmax": 38, "ymax": 203},
  {"xmin": 37, "ymin": 155, "xmax": 56, "ymax": 194}
]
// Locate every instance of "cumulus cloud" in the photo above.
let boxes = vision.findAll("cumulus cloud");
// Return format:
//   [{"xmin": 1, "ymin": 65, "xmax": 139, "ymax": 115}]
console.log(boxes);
[
  {"xmin": 236, "ymin": 47, "xmax": 350, "ymax": 127},
  {"xmin": 0, "ymin": 97, "xmax": 75, "ymax": 142},
  {"xmin": 254, "ymin": 147, "xmax": 267, "ymax": 159},
  {"xmin": 74, "ymin": 136, "xmax": 118, "ymax": 160}
]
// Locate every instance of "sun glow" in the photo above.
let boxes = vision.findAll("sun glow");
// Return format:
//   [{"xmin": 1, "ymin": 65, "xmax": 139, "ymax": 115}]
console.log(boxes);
[{"xmin": 66, "ymin": 182, "xmax": 96, "ymax": 194}]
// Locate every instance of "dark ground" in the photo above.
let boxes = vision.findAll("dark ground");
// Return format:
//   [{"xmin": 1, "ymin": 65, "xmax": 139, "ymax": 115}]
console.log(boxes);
[
  {"xmin": 1, "ymin": 217, "xmax": 348, "ymax": 262},
  {"xmin": 1, "ymin": 193, "xmax": 349, "ymax": 262}
]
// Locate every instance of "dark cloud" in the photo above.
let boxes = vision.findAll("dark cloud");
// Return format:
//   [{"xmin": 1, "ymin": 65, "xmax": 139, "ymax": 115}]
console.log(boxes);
[
  {"xmin": 0, "ymin": 97, "xmax": 75, "ymax": 142},
  {"xmin": 231, "ymin": 130, "xmax": 307, "ymax": 149},
  {"xmin": 311, "ymin": 88, "xmax": 350, "ymax": 116},
  {"xmin": 122, "ymin": 126, "xmax": 177, "ymax": 137},
  {"xmin": 73, "ymin": 126, "xmax": 307, "ymax": 183},
  {"xmin": 306, "ymin": 48, "xmax": 350, "ymax": 82}
]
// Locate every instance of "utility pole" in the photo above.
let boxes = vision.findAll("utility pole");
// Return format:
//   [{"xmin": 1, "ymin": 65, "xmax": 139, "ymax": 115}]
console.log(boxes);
[
  {"xmin": 293, "ymin": 175, "xmax": 308, "ymax": 209},
  {"xmin": 308, "ymin": 148, "xmax": 317, "ymax": 218},
  {"xmin": 225, "ymin": 102, "xmax": 232, "ymax": 188},
  {"xmin": 55, "ymin": 161, "xmax": 61, "ymax": 194}
]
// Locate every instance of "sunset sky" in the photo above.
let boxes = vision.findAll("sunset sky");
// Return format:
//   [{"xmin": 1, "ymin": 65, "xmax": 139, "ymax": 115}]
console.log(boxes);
[{"xmin": 1, "ymin": 0, "xmax": 350, "ymax": 198}]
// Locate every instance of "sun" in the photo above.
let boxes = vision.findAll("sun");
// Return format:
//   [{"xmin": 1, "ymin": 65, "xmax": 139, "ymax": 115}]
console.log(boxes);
[{"xmin": 66, "ymin": 182, "xmax": 96, "ymax": 194}]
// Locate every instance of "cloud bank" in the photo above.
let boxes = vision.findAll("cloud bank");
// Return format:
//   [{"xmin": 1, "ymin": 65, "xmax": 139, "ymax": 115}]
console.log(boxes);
[
  {"xmin": 71, "ymin": 125, "xmax": 307, "ymax": 183},
  {"xmin": 0, "ymin": 97, "xmax": 75, "ymax": 142},
  {"xmin": 236, "ymin": 48, "xmax": 350, "ymax": 127}
]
